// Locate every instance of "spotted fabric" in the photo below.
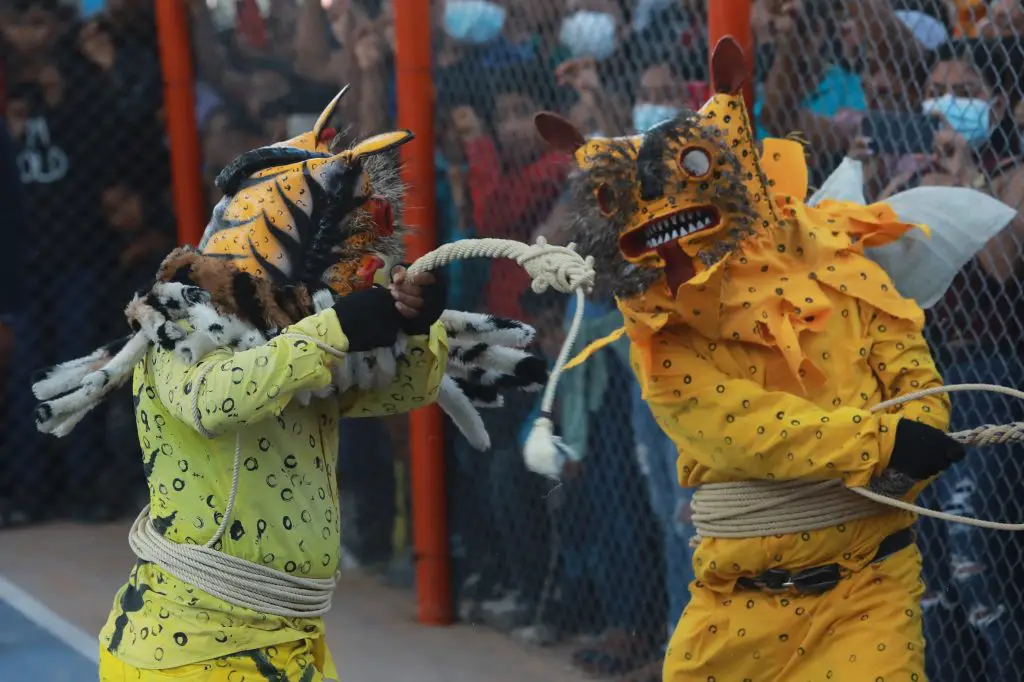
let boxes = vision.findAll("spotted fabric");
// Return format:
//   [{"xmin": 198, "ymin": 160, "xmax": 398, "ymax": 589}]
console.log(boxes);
[
  {"xmin": 556, "ymin": 81, "xmax": 952, "ymax": 682},
  {"xmin": 663, "ymin": 545, "xmax": 927, "ymax": 681},
  {"xmin": 98, "ymin": 309, "xmax": 446, "ymax": 670},
  {"xmin": 99, "ymin": 636, "xmax": 338, "ymax": 681}
]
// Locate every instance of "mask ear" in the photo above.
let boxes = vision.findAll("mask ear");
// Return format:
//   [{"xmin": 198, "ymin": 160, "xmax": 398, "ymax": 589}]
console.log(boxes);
[
  {"xmin": 346, "ymin": 130, "xmax": 415, "ymax": 160},
  {"xmin": 534, "ymin": 112, "xmax": 586, "ymax": 154},
  {"xmin": 710, "ymin": 36, "xmax": 748, "ymax": 95},
  {"xmin": 313, "ymin": 84, "xmax": 351, "ymax": 139}
]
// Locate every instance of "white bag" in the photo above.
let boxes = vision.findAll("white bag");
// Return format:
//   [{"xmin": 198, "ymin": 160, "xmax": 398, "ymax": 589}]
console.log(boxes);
[{"xmin": 809, "ymin": 158, "xmax": 1017, "ymax": 309}]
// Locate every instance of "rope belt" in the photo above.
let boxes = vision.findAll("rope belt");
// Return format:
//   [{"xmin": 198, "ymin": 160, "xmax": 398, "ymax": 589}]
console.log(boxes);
[
  {"xmin": 691, "ymin": 383, "xmax": 1024, "ymax": 540},
  {"xmin": 129, "ymin": 504, "xmax": 337, "ymax": 618}
]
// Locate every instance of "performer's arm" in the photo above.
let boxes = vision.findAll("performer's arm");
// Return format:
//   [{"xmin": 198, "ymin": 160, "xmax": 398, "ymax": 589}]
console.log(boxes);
[
  {"xmin": 865, "ymin": 308, "xmax": 951, "ymax": 431},
  {"xmin": 638, "ymin": 338, "xmax": 899, "ymax": 487},
  {"xmin": 152, "ymin": 308, "xmax": 349, "ymax": 434},
  {"xmin": 339, "ymin": 320, "xmax": 448, "ymax": 418}
]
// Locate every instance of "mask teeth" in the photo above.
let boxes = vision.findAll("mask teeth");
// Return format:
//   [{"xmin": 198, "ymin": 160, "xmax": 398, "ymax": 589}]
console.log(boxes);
[{"xmin": 641, "ymin": 208, "xmax": 717, "ymax": 249}]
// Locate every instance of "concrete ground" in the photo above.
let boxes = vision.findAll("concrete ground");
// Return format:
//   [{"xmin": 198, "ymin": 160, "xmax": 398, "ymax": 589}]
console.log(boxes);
[{"xmin": 0, "ymin": 521, "xmax": 590, "ymax": 682}]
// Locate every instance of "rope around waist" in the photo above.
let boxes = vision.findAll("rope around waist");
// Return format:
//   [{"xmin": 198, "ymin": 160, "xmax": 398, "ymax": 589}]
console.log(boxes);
[
  {"xmin": 128, "ymin": 505, "xmax": 337, "ymax": 618},
  {"xmin": 690, "ymin": 383, "xmax": 1024, "ymax": 540}
]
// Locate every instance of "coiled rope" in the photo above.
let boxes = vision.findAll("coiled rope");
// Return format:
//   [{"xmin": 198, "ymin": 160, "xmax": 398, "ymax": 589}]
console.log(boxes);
[
  {"xmin": 127, "ymin": 237, "xmax": 595, "ymax": 617},
  {"xmin": 691, "ymin": 383, "xmax": 1024, "ymax": 540}
]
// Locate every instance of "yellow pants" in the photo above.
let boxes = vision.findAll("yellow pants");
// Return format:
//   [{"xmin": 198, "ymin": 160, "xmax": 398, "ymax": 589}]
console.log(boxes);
[
  {"xmin": 99, "ymin": 637, "xmax": 339, "ymax": 681},
  {"xmin": 664, "ymin": 545, "xmax": 927, "ymax": 682}
]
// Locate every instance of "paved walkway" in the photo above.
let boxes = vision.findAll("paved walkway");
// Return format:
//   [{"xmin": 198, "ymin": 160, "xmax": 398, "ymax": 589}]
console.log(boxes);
[{"xmin": 0, "ymin": 521, "xmax": 589, "ymax": 682}]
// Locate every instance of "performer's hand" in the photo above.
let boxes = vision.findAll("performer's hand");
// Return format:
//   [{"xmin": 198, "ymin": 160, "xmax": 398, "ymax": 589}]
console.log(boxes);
[
  {"xmin": 390, "ymin": 265, "xmax": 446, "ymax": 334},
  {"xmin": 886, "ymin": 419, "xmax": 966, "ymax": 481},
  {"xmin": 331, "ymin": 286, "xmax": 405, "ymax": 352}
]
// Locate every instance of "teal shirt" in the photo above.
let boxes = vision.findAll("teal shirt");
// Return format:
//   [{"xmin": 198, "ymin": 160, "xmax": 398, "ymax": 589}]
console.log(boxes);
[{"xmin": 754, "ymin": 64, "xmax": 866, "ymax": 139}]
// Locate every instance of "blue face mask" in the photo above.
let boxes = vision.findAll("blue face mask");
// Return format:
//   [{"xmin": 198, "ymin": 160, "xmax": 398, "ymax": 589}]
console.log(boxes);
[
  {"xmin": 921, "ymin": 95, "xmax": 991, "ymax": 146},
  {"xmin": 443, "ymin": 0, "xmax": 507, "ymax": 45},
  {"xmin": 559, "ymin": 11, "xmax": 618, "ymax": 60},
  {"xmin": 633, "ymin": 103, "xmax": 679, "ymax": 133}
]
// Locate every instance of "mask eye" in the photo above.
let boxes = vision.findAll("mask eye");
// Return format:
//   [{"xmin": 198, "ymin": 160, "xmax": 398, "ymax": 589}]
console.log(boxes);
[
  {"xmin": 596, "ymin": 184, "xmax": 617, "ymax": 215},
  {"xmin": 680, "ymin": 147, "xmax": 711, "ymax": 177}
]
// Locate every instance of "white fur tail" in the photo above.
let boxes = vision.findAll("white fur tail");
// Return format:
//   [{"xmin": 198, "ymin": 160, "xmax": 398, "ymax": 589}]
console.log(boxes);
[{"xmin": 438, "ymin": 375, "xmax": 490, "ymax": 451}]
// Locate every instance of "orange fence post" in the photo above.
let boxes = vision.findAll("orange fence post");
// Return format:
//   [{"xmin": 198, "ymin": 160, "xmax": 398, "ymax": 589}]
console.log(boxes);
[
  {"xmin": 394, "ymin": 1, "xmax": 452, "ymax": 625},
  {"xmin": 155, "ymin": 0, "xmax": 205, "ymax": 247},
  {"xmin": 707, "ymin": 0, "xmax": 755, "ymax": 116}
]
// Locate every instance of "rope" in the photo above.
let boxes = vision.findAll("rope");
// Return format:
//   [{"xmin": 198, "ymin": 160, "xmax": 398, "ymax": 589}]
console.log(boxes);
[
  {"xmin": 691, "ymin": 383, "xmax": 1024, "ymax": 539},
  {"xmin": 129, "ymin": 238, "xmax": 596, "ymax": 616}
]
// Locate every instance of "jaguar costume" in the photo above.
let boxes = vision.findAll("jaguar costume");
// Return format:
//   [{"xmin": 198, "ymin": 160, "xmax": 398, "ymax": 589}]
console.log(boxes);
[
  {"xmin": 33, "ymin": 89, "xmax": 545, "ymax": 681},
  {"xmin": 531, "ymin": 38, "xmax": 1016, "ymax": 681}
]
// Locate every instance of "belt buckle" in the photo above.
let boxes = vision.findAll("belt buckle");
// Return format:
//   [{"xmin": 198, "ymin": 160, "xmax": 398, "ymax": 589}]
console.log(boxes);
[
  {"xmin": 758, "ymin": 568, "xmax": 797, "ymax": 594},
  {"xmin": 789, "ymin": 565, "xmax": 842, "ymax": 595}
]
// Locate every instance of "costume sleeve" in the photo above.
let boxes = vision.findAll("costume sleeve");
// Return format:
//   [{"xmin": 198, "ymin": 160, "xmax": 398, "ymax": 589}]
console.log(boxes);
[
  {"xmin": 637, "ymin": 339, "xmax": 900, "ymax": 487},
  {"xmin": 153, "ymin": 309, "xmax": 347, "ymax": 435},
  {"xmin": 865, "ymin": 308, "xmax": 951, "ymax": 431},
  {"xmin": 339, "ymin": 320, "xmax": 448, "ymax": 418}
]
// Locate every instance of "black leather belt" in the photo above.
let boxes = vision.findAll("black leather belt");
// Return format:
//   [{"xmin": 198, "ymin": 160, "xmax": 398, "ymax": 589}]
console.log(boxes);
[{"xmin": 735, "ymin": 527, "xmax": 915, "ymax": 595}]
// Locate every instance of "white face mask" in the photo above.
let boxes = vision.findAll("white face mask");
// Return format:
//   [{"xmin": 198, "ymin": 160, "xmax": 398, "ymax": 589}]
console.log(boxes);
[
  {"xmin": 633, "ymin": 0, "xmax": 674, "ymax": 31},
  {"xmin": 443, "ymin": 0, "xmax": 507, "ymax": 45},
  {"xmin": 633, "ymin": 103, "xmax": 680, "ymax": 133},
  {"xmin": 921, "ymin": 95, "xmax": 992, "ymax": 147},
  {"xmin": 559, "ymin": 11, "xmax": 618, "ymax": 61}
]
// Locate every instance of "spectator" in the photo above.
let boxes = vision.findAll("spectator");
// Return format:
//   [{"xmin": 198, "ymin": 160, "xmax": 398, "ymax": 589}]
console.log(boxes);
[
  {"xmin": 981, "ymin": 0, "xmax": 1024, "ymax": 38},
  {"xmin": 546, "ymin": 292, "xmax": 663, "ymax": 677},
  {"xmin": 453, "ymin": 62, "xmax": 571, "ymax": 321},
  {"xmin": 449, "ymin": 289, "xmax": 554, "ymax": 633},
  {"xmin": 1, "ymin": 0, "xmax": 63, "ymax": 80},
  {"xmin": 3, "ymin": 67, "xmax": 113, "ymax": 523},
  {"xmin": 77, "ymin": 14, "xmax": 163, "ymax": 134},
  {"xmin": 869, "ymin": 39, "xmax": 1024, "ymax": 682},
  {"xmin": 0, "ymin": 117, "xmax": 27, "ymax": 526},
  {"xmin": 201, "ymin": 103, "xmax": 265, "ymax": 199},
  {"xmin": 759, "ymin": 0, "xmax": 939, "ymax": 190},
  {"xmin": 558, "ymin": 0, "xmax": 630, "ymax": 63},
  {"xmin": 556, "ymin": 56, "xmax": 629, "ymax": 136},
  {"xmin": 631, "ymin": 54, "xmax": 708, "ymax": 134}
]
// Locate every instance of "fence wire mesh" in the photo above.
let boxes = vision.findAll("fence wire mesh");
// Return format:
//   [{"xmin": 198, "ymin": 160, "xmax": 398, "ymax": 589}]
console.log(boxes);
[
  {"xmin": 4, "ymin": 1, "xmax": 1024, "ymax": 680},
  {"xmin": 1, "ymin": 0, "xmax": 169, "ymax": 525}
]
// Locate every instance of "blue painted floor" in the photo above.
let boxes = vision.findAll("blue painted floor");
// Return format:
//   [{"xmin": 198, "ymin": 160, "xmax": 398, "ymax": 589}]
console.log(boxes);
[{"xmin": 0, "ymin": 600, "xmax": 97, "ymax": 681}]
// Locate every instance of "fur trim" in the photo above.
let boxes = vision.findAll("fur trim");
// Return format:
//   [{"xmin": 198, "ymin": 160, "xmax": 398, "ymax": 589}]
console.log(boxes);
[
  {"xmin": 437, "ymin": 375, "xmax": 490, "ymax": 451},
  {"xmin": 440, "ymin": 311, "xmax": 535, "ymax": 348},
  {"xmin": 35, "ymin": 332, "xmax": 151, "ymax": 435}
]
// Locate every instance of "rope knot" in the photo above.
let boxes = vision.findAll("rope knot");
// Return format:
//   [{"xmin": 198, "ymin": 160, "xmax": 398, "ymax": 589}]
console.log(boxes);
[{"xmin": 516, "ymin": 238, "xmax": 596, "ymax": 295}]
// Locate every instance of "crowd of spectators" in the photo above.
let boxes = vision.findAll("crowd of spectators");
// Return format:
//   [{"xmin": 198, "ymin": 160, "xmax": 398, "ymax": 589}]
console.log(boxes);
[{"xmin": 2, "ymin": 1, "xmax": 1024, "ymax": 681}]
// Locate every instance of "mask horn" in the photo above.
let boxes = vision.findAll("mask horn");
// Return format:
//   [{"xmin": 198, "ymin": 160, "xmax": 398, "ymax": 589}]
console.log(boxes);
[
  {"xmin": 313, "ymin": 84, "xmax": 351, "ymax": 138},
  {"xmin": 710, "ymin": 36, "xmax": 748, "ymax": 95},
  {"xmin": 534, "ymin": 112, "xmax": 586, "ymax": 154}
]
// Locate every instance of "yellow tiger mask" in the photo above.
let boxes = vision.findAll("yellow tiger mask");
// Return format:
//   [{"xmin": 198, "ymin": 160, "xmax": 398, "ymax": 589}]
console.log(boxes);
[{"xmin": 199, "ymin": 88, "xmax": 412, "ymax": 296}]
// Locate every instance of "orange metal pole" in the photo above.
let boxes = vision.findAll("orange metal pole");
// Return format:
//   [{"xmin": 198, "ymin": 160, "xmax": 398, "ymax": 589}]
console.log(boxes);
[
  {"xmin": 394, "ymin": 1, "xmax": 452, "ymax": 625},
  {"xmin": 155, "ymin": 0, "xmax": 205, "ymax": 246},
  {"xmin": 707, "ymin": 0, "xmax": 755, "ymax": 117}
]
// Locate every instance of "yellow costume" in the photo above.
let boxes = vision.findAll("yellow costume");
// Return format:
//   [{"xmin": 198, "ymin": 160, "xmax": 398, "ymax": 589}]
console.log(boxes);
[
  {"xmin": 34, "ymin": 89, "xmax": 544, "ymax": 680},
  {"xmin": 533, "ymin": 38, "xmax": 970, "ymax": 681},
  {"xmin": 97, "ymin": 310, "xmax": 445, "ymax": 679}
]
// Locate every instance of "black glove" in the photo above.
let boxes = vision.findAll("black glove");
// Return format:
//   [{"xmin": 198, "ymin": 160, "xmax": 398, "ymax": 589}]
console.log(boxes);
[
  {"xmin": 887, "ymin": 418, "xmax": 966, "ymax": 480},
  {"xmin": 392, "ymin": 263, "xmax": 446, "ymax": 336},
  {"xmin": 332, "ymin": 286, "xmax": 405, "ymax": 352}
]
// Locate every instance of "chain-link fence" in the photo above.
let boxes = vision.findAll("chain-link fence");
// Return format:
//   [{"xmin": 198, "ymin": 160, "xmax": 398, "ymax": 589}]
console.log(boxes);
[
  {"xmin": 5, "ymin": 0, "xmax": 1024, "ymax": 680},
  {"xmin": 757, "ymin": 4, "xmax": 1024, "ymax": 681},
  {"xmin": 0, "ymin": 0, "xmax": 170, "ymax": 524}
]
